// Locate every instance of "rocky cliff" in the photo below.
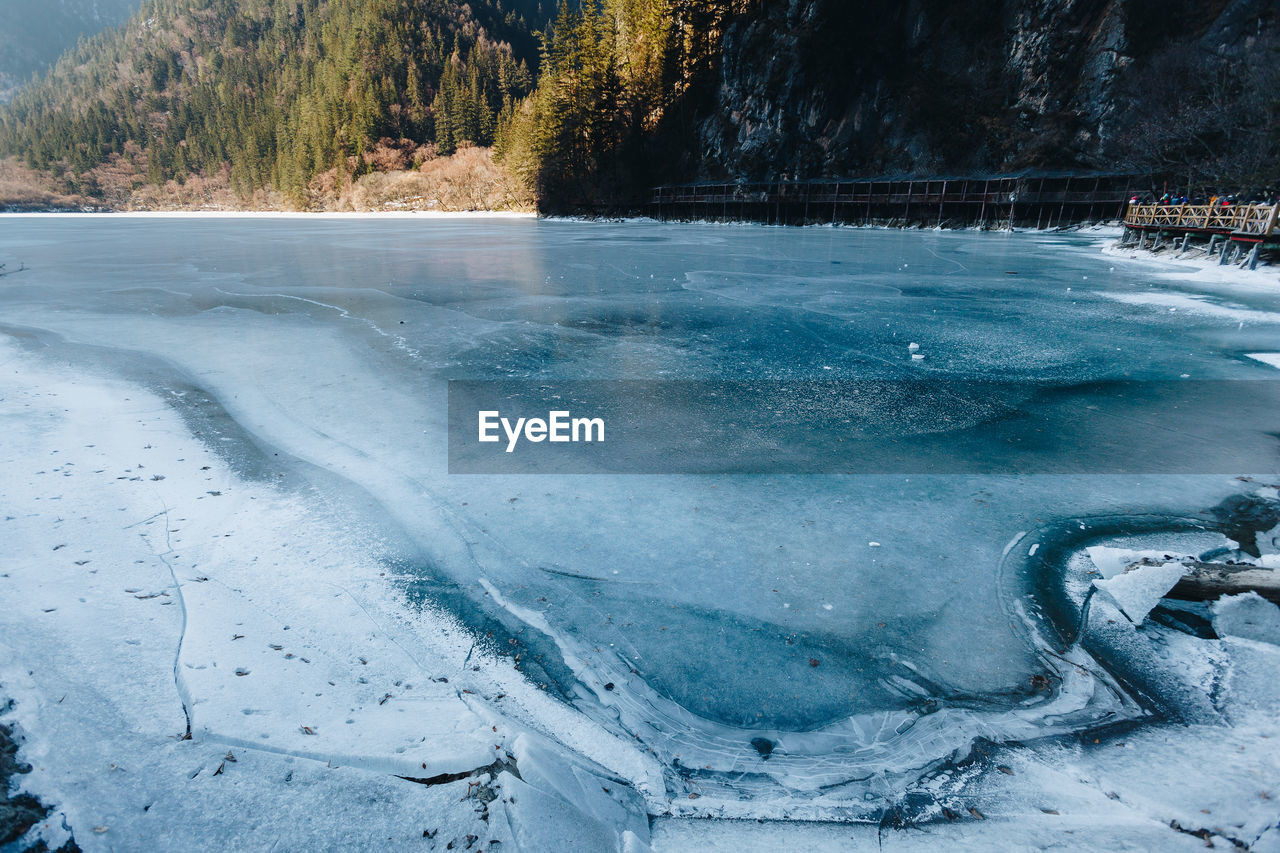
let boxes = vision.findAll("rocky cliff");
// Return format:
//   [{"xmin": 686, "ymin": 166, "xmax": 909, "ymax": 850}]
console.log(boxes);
[{"xmin": 679, "ymin": 0, "xmax": 1277, "ymax": 183}]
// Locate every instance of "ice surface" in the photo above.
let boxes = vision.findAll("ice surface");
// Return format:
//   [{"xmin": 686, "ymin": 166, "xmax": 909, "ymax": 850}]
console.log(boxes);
[{"xmin": 4, "ymin": 217, "xmax": 1280, "ymax": 842}]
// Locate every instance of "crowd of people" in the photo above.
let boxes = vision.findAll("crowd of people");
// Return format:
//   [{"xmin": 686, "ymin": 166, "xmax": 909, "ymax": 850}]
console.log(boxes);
[{"xmin": 1129, "ymin": 191, "xmax": 1279, "ymax": 207}]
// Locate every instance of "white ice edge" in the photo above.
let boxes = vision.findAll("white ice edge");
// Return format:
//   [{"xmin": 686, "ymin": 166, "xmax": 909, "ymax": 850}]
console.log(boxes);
[
  {"xmin": 1246, "ymin": 353, "xmax": 1280, "ymax": 369},
  {"xmin": 1095, "ymin": 238, "xmax": 1280, "ymax": 287}
]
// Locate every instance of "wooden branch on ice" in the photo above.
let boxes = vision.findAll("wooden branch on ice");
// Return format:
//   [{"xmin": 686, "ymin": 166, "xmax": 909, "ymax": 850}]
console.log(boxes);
[{"xmin": 1130, "ymin": 557, "xmax": 1280, "ymax": 605}]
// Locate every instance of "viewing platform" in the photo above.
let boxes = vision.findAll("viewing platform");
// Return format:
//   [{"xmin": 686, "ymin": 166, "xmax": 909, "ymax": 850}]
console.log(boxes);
[{"xmin": 1121, "ymin": 203, "xmax": 1280, "ymax": 269}]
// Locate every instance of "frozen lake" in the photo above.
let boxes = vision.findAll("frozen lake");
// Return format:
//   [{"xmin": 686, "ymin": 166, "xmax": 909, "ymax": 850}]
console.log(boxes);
[{"xmin": 3, "ymin": 216, "xmax": 1280, "ymax": 814}]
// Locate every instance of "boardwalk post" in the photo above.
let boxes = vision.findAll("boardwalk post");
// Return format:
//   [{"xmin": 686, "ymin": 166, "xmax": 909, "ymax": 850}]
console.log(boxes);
[
  {"xmin": 980, "ymin": 179, "xmax": 989, "ymax": 227},
  {"xmin": 1248, "ymin": 244, "xmax": 1261, "ymax": 270},
  {"xmin": 938, "ymin": 180, "xmax": 946, "ymax": 227}
]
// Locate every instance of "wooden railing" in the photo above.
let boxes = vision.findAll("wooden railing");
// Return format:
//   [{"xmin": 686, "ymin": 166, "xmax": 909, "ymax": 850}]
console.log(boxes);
[
  {"xmin": 1239, "ymin": 204, "xmax": 1280, "ymax": 237},
  {"xmin": 1125, "ymin": 203, "xmax": 1280, "ymax": 237}
]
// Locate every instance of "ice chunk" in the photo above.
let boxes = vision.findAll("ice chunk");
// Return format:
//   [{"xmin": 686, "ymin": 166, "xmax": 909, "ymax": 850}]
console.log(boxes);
[
  {"xmin": 1246, "ymin": 353, "xmax": 1280, "ymax": 370},
  {"xmin": 1211, "ymin": 592, "xmax": 1280, "ymax": 645},
  {"xmin": 1085, "ymin": 546, "xmax": 1183, "ymax": 580},
  {"xmin": 1092, "ymin": 562, "xmax": 1185, "ymax": 624}
]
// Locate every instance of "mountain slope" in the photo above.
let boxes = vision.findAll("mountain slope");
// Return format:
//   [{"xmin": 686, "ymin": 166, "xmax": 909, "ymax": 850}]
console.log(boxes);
[
  {"xmin": 3, "ymin": 0, "xmax": 1274, "ymax": 211},
  {"xmin": 0, "ymin": 0, "xmax": 549, "ymax": 205},
  {"xmin": 0, "ymin": 0, "xmax": 141, "ymax": 101}
]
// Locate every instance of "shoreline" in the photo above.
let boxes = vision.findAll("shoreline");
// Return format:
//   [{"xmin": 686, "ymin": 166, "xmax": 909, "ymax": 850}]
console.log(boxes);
[
  {"xmin": 1098, "ymin": 235, "xmax": 1279, "ymax": 286},
  {"xmin": 0, "ymin": 209, "xmax": 537, "ymax": 219},
  {"xmin": 0, "ymin": 712, "xmax": 64, "ymax": 851}
]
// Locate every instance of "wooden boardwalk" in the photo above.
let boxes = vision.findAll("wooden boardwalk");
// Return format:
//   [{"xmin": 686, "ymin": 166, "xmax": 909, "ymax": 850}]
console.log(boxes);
[
  {"xmin": 1121, "ymin": 203, "xmax": 1279, "ymax": 269},
  {"xmin": 649, "ymin": 174, "xmax": 1139, "ymax": 228}
]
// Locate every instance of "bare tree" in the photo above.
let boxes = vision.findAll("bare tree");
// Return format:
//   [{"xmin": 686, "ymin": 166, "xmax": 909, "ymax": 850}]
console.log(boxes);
[{"xmin": 1112, "ymin": 28, "xmax": 1280, "ymax": 192}]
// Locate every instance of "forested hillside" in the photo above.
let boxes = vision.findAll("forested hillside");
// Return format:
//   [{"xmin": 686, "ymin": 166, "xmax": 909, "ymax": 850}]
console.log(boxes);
[
  {"xmin": 0, "ymin": 0, "xmax": 548, "ymax": 206},
  {"xmin": 496, "ymin": 0, "xmax": 743, "ymax": 209},
  {"xmin": 1, "ymin": 0, "xmax": 1276, "ymax": 211}
]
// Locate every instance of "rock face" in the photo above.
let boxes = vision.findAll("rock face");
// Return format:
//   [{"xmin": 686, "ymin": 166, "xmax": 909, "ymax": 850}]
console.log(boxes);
[{"xmin": 683, "ymin": 0, "xmax": 1272, "ymax": 181}]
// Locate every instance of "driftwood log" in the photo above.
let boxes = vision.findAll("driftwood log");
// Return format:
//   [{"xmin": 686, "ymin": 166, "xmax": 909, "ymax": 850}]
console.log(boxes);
[{"xmin": 1131, "ymin": 557, "xmax": 1280, "ymax": 605}]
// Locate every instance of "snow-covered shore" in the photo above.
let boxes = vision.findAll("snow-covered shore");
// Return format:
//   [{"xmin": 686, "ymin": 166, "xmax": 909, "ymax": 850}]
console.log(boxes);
[
  {"xmin": 0, "ymin": 336, "xmax": 648, "ymax": 851},
  {"xmin": 1099, "ymin": 234, "xmax": 1279, "ymax": 288}
]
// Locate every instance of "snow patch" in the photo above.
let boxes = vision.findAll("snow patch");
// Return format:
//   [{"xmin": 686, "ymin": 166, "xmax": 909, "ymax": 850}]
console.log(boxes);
[
  {"xmin": 1097, "ymin": 291, "xmax": 1280, "ymax": 324},
  {"xmin": 1212, "ymin": 593, "xmax": 1280, "ymax": 646}
]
